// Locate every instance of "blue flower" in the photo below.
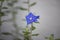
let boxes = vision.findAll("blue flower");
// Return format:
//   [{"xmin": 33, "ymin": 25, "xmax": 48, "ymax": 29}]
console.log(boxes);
[{"xmin": 26, "ymin": 12, "xmax": 40, "ymax": 25}]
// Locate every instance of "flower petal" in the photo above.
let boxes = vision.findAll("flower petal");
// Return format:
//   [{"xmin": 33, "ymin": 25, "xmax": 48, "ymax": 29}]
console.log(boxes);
[{"xmin": 26, "ymin": 12, "xmax": 40, "ymax": 25}]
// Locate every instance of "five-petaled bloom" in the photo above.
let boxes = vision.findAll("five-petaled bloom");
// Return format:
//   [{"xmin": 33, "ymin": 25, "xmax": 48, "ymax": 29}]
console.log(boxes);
[{"xmin": 26, "ymin": 12, "xmax": 40, "ymax": 25}]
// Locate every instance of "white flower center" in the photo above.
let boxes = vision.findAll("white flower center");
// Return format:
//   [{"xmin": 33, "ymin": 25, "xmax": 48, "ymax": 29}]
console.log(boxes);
[{"xmin": 30, "ymin": 17, "xmax": 32, "ymax": 20}]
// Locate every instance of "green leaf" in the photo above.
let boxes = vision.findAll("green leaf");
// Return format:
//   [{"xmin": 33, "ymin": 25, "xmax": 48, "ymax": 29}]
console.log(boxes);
[
  {"xmin": 19, "ymin": 7, "xmax": 27, "ymax": 10},
  {"xmin": 30, "ymin": 2, "xmax": 36, "ymax": 7},
  {"xmin": 2, "ymin": 7, "xmax": 8, "ymax": 9},
  {"xmin": 25, "ymin": 28, "xmax": 29, "ymax": 32},
  {"xmin": 55, "ymin": 38, "xmax": 60, "ymax": 40},
  {"xmin": 12, "ymin": 0, "xmax": 18, "ymax": 3},
  {"xmin": 34, "ymin": 22, "xmax": 40, "ymax": 23},
  {"xmin": 23, "ymin": 28, "xmax": 29, "ymax": 33},
  {"xmin": 23, "ymin": 31, "xmax": 30, "ymax": 35},
  {"xmin": 23, "ymin": 2, "xmax": 29, "ymax": 4},
  {"xmin": 0, "ymin": 12, "xmax": 5, "ymax": 16},
  {"xmin": 24, "ymin": 32, "xmax": 30, "ymax": 35},
  {"xmin": 0, "ymin": 21, "xmax": 3, "ymax": 26},
  {"xmin": 45, "ymin": 34, "xmax": 54, "ymax": 40},
  {"xmin": 50, "ymin": 34, "xmax": 54, "ymax": 37},
  {"xmin": 32, "ymin": 34, "xmax": 39, "ymax": 36},
  {"xmin": 48, "ymin": 34, "xmax": 54, "ymax": 40},
  {"xmin": 45, "ymin": 37, "xmax": 48, "ymax": 39},
  {"xmin": 49, "ymin": 37, "xmax": 54, "ymax": 40},
  {"xmin": 23, "ymin": 28, "xmax": 30, "ymax": 36},
  {"xmin": 31, "ymin": 26, "xmax": 36, "ymax": 31},
  {"xmin": 0, "ymin": 0, "xmax": 4, "ymax": 2},
  {"xmin": 2, "ymin": 32, "xmax": 12, "ymax": 35}
]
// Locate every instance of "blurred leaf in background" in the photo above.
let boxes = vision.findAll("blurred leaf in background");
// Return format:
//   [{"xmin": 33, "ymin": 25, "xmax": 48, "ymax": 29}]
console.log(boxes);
[
  {"xmin": 31, "ymin": 26, "xmax": 36, "ymax": 31},
  {"xmin": 19, "ymin": 7, "xmax": 28, "ymax": 11},
  {"xmin": 30, "ymin": 2, "xmax": 36, "ymax": 7},
  {"xmin": 45, "ymin": 34, "xmax": 54, "ymax": 40},
  {"xmin": 32, "ymin": 34, "xmax": 39, "ymax": 36},
  {"xmin": 2, "ymin": 32, "xmax": 12, "ymax": 35}
]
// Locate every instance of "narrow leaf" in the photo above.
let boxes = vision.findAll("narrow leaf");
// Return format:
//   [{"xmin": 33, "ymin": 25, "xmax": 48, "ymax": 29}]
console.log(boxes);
[
  {"xmin": 2, "ymin": 32, "xmax": 12, "ymax": 35},
  {"xmin": 0, "ymin": 12, "xmax": 5, "ymax": 16},
  {"xmin": 32, "ymin": 34, "xmax": 39, "ymax": 36},
  {"xmin": 31, "ymin": 26, "xmax": 36, "ymax": 31},
  {"xmin": 0, "ymin": 0, "xmax": 4, "ymax": 2},
  {"xmin": 45, "ymin": 37, "xmax": 48, "ymax": 39},
  {"xmin": 50, "ymin": 34, "xmax": 54, "ymax": 37},
  {"xmin": 25, "ymin": 28, "xmax": 29, "ymax": 32},
  {"xmin": 55, "ymin": 38, "xmax": 60, "ymax": 40},
  {"xmin": 23, "ymin": 2, "xmax": 29, "ymax": 4},
  {"xmin": 30, "ymin": 2, "xmax": 36, "ymax": 7},
  {"xmin": 12, "ymin": 0, "xmax": 18, "ymax": 3},
  {"xmin": 2, "ymin": 7, "xmax": 8, "ymax": 9},
  {"xmin": 34, "ymin": 22, "xmax": 40, "ymax": 23},
  {"xmin": 19, "ymin": 7, "xmax": 27, "ymax": 10}
]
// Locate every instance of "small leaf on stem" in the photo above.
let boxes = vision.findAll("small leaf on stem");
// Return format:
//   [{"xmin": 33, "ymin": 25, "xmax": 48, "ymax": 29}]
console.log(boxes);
[
  {"xmin": 30, "ymin": 2, "xmax": 36, "ymax": 7},
  {"xmin": 32, "ymin": 34, "xmax": 39, "ymax": 36},
  {"xmin": 31, "ymin": 26, "xmax": 36, "ymax": 31},
  {"xmin": 34, "ymin": 22, "xmax": 40, "ymax": 23},
  {"xmin": 19, "ymin": 7, "xmax": 28, "ymax": 10}
]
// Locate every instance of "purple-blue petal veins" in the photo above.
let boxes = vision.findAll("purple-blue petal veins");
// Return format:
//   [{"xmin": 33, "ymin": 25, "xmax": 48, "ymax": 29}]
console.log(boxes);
[{"xmin": 26, "ymin": 12, "xmax": 40, "ymax": 25}]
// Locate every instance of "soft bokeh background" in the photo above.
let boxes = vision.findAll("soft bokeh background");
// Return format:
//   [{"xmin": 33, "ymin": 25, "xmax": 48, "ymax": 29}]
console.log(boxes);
[{"xmin": 1, "ymin": 0, "xmax": 60, "ymax": 40}]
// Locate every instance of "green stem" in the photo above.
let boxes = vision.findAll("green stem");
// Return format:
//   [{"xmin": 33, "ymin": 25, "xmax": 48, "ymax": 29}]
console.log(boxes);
[
  {"xmin": 0, "ymin": 1, "xmax": 3, "ymax": 32},
  {"xmin": 28, "ymin": 0, "xmax": 30, "ymax": 13},
  {"xmin": 24, "ymin": 0, "xmax": 32, "ymax": 40},
  {"xmin": 0, "ymin": 1, "xmax": 3, "ymax": 26},
  {"xmin": 29, "ymin": 23, "xmax": 33, "ymax": 40},
  {"xmin": 0, "ymin": 1, "xmax": 4, "ymax": 39},
  {"xmin": 27, "ymin": 0, "xmax": 32, "ymax": 40},
  {"xmin": 28, "ymin": 0, "xmax": 33, "ymax": 39}
]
